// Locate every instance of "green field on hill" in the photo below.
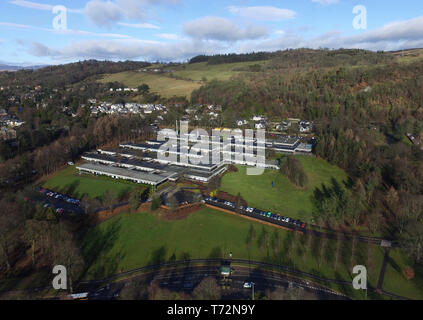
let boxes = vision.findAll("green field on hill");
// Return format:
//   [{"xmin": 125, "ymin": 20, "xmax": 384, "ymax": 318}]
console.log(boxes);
[
  {"xmin": 41, "ymin": 166, "xmax": 139, "ymax": 201},
  {"xmin": 80, "ymin": 207, "xmax": 423, "ymax": 299},
  {"xmin": 99, "ymin": 71, "xmax": 201, "ymax": 98},
  {"xmin": 98, "ymin": 60, "xmax": 267, "ymax": 98},
  {"xmin": 171, "ymin": 60, "xmax": 268, "ymax": 82},
  {"xmin": 220, "ymin": 157, "xmax": 349, "ymax": 221}
]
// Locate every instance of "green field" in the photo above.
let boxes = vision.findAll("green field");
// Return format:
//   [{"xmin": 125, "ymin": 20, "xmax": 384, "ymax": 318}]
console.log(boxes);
[
  {"xmin": 171, "ymin": 61, "xmax": 268, "ymax": 82},
  {"xmin": 41, "ymin": 166, "xmax": 140, "ymax": 201},
  {"xmin": 99, "ymin": 71, "xmax": 201, "ymax": 98},
  {"xmin": 80, "ymin": 207, "xmax": 423, "ymax": 299},
  {"xmin": 98, "ymin": 61, "xmax": 267, "ymax": 98},
  {"xmin": 220, "ymin": 157, "xmax": 349, "ymax": 221}
]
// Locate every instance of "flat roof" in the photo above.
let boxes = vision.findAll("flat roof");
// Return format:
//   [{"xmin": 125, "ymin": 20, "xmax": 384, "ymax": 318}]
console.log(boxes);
[{"xmin": 77, "ymin": 163, "xmax": 176, "ymax": 184}]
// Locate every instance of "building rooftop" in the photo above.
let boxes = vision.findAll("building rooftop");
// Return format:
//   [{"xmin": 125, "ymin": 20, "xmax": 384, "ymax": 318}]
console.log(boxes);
[{"xmin": 77, "ymin": 163, "xmax": 176, "ymax": 184}]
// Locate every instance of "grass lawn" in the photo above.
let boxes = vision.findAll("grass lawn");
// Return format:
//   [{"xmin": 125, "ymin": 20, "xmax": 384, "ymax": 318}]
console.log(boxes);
[
  {"xmin": 40, "ymin": 166, "xmax": 141, "ymax": 201},
  {"xmin": 382, "ymin": 249, "xmax": 423, "ymax": 299},
  {"xmin": 98, "ymin": 71, "xmax": 201, "ymax": 98},
  {"xmin": 220, "ymin": 156, "xmax": 349, "ymax": 221},
  {"xmin": 81, "ymin": 207, "xmax": 394, "ymax": 299}
]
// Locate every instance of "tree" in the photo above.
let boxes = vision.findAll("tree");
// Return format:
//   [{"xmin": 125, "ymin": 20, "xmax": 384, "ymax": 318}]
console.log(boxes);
[
  {"xmin": 367, "ymin": 211, "xmax": 385, "ymax": 234},
  {"xmin": 129, "ymin": 188, "xmax": 143, "ymax": 212},
  {"xmin": 23, "ymin": 220, "xmax": 43, "ymax": 266},
  {"xmin": 192, "ymin": 277, "xmax": 221, "ymax": 300},
  {"xmin": 167, "ymin": 194, "xmax": 179, "ymax": 213},
  {"xmin": 401, "ymin": 221, "xmax": 423, "ymax": 263},
  {"xmin": 235, "ymin": 192, "xmax": 242, "ymax": 214},
  {"xmin": 52, "ymin": 222, "xmax": 85, "ymax": 293},
  {"xmin": 119, "ymin": 280, "xmax": 148, "ymax": 300},
  {"xmin": 0, "ymin": 200, "xmax": 22, "ymax": 272},
  {"xmin": 102, "ymin": 190, "xmax": 117, "ymax": 213},
  {"xmin": 148, "ymin": 280, "xmax": 181, "ymax": 300},
  {"xmin": 280, "ymin": 156, "xmax": 308, "ymax": 188},
  {"xmin": 151, "ymin": 196, "xmax": 162, "ymax": 211}
]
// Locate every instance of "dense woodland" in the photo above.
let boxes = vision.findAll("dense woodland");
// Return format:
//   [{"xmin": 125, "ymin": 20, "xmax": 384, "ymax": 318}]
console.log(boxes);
[{"xmin": 0, "ymin": 60, "xmax": 151, "ymax": 88}]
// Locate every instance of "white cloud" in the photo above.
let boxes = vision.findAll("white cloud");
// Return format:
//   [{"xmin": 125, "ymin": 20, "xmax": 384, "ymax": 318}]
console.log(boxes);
[
  {"xmin": 28, "ymin": 38, "xmax": 228, "ymax": 62},
  {"xmin": 83, "ymin": 0, "xmax": 181, "ymax": 27},
  {"xmin": 16, "ymin": 14, "xmax": 423, "ymax": 63},
  {"xmin": 9, "ymin": 0, "xmax": 82, "ymax": 13},
  {"xmin": 0, "ymin": 22, "xmax": 132, "ymax": 39},
  {"xmin": 311, "ymin": 0, "xmax": 339, "ymax": 5},
  {"xmin": 183, "ymin": 17, "xmax": 269, "ymax": 41},
  {"xmin": 84, "ymin": 1, "xmax": 123, "ymax": 26},
  {"xmin": 228, "ymin": 6, "xmax": 296, "ymax": 21},
  {"xmin": 239, "ymin": 16, "xmax": 423, "ymax": 53},
  {"xmin": 155, "ymin": 33, "xmax": 179, "ymax": 40},
  {"xmin": 118, "ymin": 22, "xmax": 160, "ymax": 29}
]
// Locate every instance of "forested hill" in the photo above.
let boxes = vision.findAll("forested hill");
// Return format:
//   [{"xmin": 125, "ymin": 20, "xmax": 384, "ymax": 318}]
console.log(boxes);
[
  {"xmin": 189, "ymin": 48, "xmax": 394, "ymax": 66},
  {"xmin": 0, "ymin": 60, "xmax": 151, "ymax": 88}
]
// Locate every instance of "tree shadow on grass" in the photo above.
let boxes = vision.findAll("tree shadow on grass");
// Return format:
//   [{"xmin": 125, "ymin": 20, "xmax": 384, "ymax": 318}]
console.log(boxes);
[
  {"xmin": 63, "ymin": 180, "xmax": 81, "ymax": 198},
  {"xmin": 80, "ymin": 221, "xmax": 123, "ymax": 280},
  {"xmin": 208, "ymin": 247, "xmax": 223, "ymax": 259},
  {"xmin": 149, "ymin": 246, "xmax": 168, "ymax": 266}
]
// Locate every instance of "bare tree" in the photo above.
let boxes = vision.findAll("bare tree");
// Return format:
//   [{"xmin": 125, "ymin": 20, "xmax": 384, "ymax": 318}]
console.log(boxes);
[
  {"xmin": 192, "ymin": 277, "xmax": 222, "ymax": 300},
  {"xmin": 0, "ymin": 201, "xmax": 22, "ymax": 272},
  {"xmin": 52, "ymin": 222, "xmax": 85, "ymax": 293},
  {"xmin": 102, "ymin": 190, "xmax": 117, "ymax": 213}
]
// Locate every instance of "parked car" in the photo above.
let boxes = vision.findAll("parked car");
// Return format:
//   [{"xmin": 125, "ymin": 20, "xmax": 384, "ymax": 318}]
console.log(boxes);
[{"xmin": 243, "ymin": 282, "xmax": 253, "ymax": 289}]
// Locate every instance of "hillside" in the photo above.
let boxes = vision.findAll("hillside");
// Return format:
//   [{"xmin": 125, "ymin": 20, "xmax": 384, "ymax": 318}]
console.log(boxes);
[
  {"xmin": 94, "ymin": 48, "xmax": 423, "ymax": 100},
  {"xmin": 97, "ymin": 60, "xmax": 268, "ymax": 98}
]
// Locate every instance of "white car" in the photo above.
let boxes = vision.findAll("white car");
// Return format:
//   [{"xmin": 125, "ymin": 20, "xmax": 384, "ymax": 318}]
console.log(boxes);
[{"xmin": 243, "ymin": 282, "xmax": 253, "ymax": 289}]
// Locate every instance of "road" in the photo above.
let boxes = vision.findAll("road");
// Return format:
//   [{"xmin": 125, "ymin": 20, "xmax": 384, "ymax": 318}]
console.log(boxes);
[{"xmin": 80, "ymin": 265, "xmax": 348, "ymax": 301}]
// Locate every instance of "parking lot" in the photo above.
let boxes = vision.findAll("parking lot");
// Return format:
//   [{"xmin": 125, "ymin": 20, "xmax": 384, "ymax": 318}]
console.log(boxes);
[
  {"xmin": 202, "ymin": 197, "xmax": 306, "ymax": 231},
  {"xmin": 34, "ymin": 188, "xmax": 84, "ymax": 214}
]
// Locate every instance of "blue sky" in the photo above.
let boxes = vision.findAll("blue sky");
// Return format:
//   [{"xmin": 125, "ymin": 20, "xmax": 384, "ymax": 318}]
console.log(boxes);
[{"xmin": 0, "ymin": 0, "xmax": 422, "ymax": 65}]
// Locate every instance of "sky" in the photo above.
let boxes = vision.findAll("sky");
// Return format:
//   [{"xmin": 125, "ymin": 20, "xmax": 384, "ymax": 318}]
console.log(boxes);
[{"xmin": 0, "ymin": 0, "xmax": 422, "ymax": 65}]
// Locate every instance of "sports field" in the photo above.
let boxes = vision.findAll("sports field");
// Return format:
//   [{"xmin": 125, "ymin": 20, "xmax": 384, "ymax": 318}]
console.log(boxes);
[
  {"xmin": 40, "ymin": 166, "xmax": 139, "ymax": 201},
  {"xmin": 220, "ymin": 156, "xmax": 349, "ymax": 221}
]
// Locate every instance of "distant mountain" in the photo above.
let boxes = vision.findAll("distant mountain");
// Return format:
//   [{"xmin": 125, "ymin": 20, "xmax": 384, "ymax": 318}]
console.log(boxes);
[{"xmin": 0, "ymin": 64, "xmax": 49, "ymax": 72}]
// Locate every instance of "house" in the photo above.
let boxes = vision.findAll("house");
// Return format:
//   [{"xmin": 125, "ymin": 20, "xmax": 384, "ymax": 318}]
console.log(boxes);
[
  {"xmin": 299, "ymin": 121, "xmax": 312, "ymax": 133},
  {"xmin": 252, "ymin": 115, "xmax": 266, "ymax": 122},
  {"xmin": 255, "ymin": 121, "xmax": 267, "ymax": 129},
  {"xmin": 6, "ymin": 118, "xmax": 25, "ymax": 127},
  {"xmin": 276, "ymin": 121, "xmax": 291, "ymax": 131},
  {"xmin": 236, "ymin": 119, "xmax": 247, "ymax": 126}
]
